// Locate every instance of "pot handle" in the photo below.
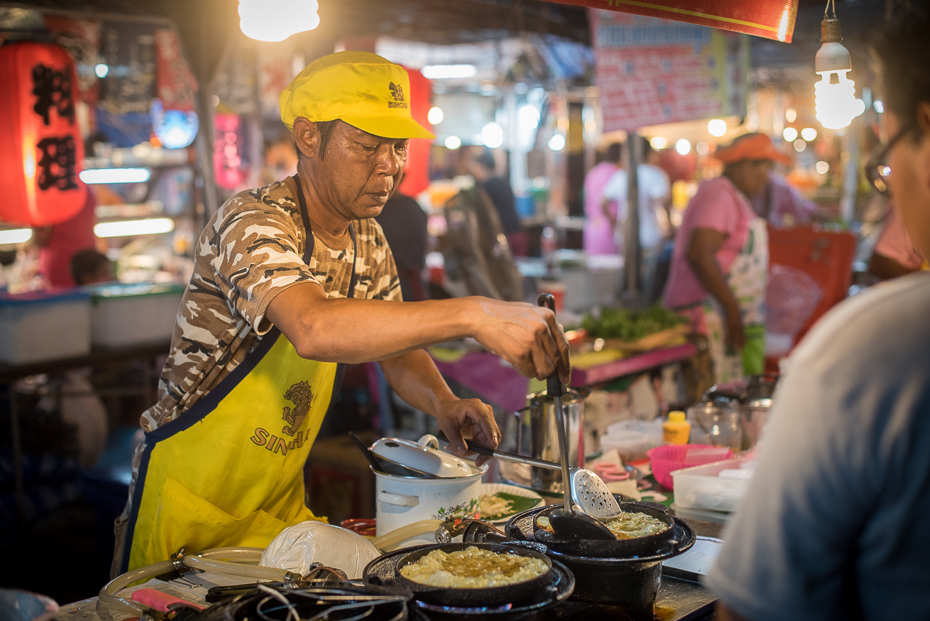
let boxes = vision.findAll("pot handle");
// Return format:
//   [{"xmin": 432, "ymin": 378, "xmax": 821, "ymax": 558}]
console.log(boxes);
[
  {"xmin": 378, "ymin": 491, "xmax": 419, "ymax": 507},
  {"xmin": 417, "ymin": 434, "xmax": 439, "ymax": 450}
]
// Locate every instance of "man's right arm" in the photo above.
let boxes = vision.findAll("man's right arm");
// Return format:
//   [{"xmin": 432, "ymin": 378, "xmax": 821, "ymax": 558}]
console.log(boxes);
[{"xmin": 265, "ymin": 283, "xmax": 571, "ymax": 383}]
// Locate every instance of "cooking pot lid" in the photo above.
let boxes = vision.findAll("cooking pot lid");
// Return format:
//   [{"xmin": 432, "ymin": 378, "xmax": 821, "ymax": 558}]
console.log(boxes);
[{"xmin": 371, "ymin": 435, "xmax": 486, "ymax": 478}]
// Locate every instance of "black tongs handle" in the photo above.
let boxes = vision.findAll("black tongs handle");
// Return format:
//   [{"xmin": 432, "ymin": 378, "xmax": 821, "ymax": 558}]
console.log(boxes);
[{"xmin": 537, "ymin": 293, "xmax": 563, "ymax": 398}]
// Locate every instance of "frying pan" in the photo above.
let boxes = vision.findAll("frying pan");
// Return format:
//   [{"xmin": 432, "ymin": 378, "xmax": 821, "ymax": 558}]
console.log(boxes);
[
  {"xmin": 530, "ymin": 502, "xmax": 680, "ymax": 558},
  {"xmin": 389, "ymin": 542, "xmax": 554, "ymax": 608}
]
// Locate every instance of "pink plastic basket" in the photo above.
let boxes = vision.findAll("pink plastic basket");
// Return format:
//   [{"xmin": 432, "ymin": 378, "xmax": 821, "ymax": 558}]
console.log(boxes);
[{"xmin": 647, "ymin": 444, "xmax": 733, "ymax": 490}]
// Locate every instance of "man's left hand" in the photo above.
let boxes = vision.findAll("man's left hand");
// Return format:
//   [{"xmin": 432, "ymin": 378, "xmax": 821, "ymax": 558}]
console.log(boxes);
[{"xmin": 436, "ymin": 398, "xmax": 500, "ymax": 467}]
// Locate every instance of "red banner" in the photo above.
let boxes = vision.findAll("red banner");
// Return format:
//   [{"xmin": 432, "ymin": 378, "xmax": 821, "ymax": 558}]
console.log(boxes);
[
  {"xmin": 547, "ymin": 0, "xmax": 797, "ymax": 42},
  {"xmin": 154, "ymin": 28, "xmax": 198, "ymax": 112}
]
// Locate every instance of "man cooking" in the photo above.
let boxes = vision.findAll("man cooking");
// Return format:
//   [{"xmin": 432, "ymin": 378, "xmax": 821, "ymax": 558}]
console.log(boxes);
[
  {"xmin": 662, "ymin": 133, "xmax": 790, "ymax": 384},
  {"xmin": 112, "ymin": 51, "xmax": 570, "ymax": 574},
  {"xmin": 708, "ymin": 5, "xmax": 930, "ymax": 619}
]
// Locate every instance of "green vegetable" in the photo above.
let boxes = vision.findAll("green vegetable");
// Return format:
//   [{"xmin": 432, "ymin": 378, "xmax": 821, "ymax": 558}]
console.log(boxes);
[{"xmin": 582, "ymin": 304, "xmax": 687, "ymax": 341}]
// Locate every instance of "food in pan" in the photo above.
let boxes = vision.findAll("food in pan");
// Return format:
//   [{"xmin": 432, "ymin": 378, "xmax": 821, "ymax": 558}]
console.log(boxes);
[
  {"xmin": 400, "ymin": 546, "xmax": 548, "ymax": 588},
  {"xmin": 537, "ymin": 510, "xmax": 669, "ymax": 540}
]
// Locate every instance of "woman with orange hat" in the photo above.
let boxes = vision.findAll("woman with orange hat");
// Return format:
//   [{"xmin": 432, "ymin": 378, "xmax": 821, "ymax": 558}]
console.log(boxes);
[{"xmin": 662, "ymin": 133, "xmax": 792, "ymax": 383}]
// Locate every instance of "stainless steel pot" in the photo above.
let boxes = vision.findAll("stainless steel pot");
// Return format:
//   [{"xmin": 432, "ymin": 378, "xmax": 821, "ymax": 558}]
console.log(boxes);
[{"xmin": 498, "ymin": 389, "xmax": 587, "ymax": 494}]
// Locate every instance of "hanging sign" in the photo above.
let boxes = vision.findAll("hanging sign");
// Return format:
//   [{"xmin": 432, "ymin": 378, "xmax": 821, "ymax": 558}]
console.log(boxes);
[
  {"xmin": 43, "ymin": 15, "xmax": 102, "ymax": 105},
  {"xmin": 545, "ymin": 0, "xmax": 797, "ymax": 42},
  {"xmin": 592, "ymin": 10, "xmax": 749, "ymax": 132},
  {"xmin": 0, "ymin": 42, "xmax": 87, "ymax": 227},
  {"xmin": 397, "ymin": 67, "xmax": 433, "ymax": 198},
  {"xmin": 154, "ymin": 28, "xmax": 198, "ymax": 112}
]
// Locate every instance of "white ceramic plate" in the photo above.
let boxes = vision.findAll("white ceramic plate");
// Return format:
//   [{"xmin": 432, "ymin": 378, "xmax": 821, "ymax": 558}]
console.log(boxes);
[{"xmin": 479, "ymin": 483, "xmax": 545, "ymax": 523}]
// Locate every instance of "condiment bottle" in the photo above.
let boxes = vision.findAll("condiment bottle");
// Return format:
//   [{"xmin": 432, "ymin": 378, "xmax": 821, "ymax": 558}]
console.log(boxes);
[{"xmin": 663, "ymin": 411, "xmax": 691, "ymax": 445}]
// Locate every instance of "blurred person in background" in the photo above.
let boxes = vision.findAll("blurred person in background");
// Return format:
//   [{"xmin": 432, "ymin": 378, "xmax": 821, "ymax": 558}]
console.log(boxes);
[
  {"xmin": 375, "ymin": 192, "xmax": 428, "ymax": 301},
  {"xmin": 583, "ymin": 142, "xmax": 623, "ymax": 256},
  {"xmin": 601, "ymin": 136, "xmax": 671, "ymax": 301},
  {"xmin": 70, "ymin": 249, "xmax": 114, "ymax": 286},
  {"xmin": 708, "ymin": 6, "xmax": 930, "ymax": 619},
  {"xmin": 32, "ymin": 184, "xmax": 101, "ymax": 288},
  {"xmin": 468, "ymin": 148, "xmax": 526, "ymax": 256},
  {"xmin": 868, "ymin": 199, "xmax": 926, "ymax": 279},
  {"xmin": 662, "ymin": 133, "xmax": 790, "ymax": 383}
]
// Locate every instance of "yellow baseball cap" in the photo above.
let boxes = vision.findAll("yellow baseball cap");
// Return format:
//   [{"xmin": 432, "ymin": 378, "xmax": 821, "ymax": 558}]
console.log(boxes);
[{"xmin": 280, "ymin": 51, "xmax": 435, "ymax": 140}]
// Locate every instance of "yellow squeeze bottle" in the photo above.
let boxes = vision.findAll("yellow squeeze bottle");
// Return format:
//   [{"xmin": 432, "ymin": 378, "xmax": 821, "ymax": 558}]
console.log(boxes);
[{"xmin": 663, "ymin": 411, "xmax": 691, "ymax": 445}]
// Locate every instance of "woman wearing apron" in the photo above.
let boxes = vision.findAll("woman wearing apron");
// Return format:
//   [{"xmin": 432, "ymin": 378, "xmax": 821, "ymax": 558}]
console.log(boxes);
[{"xmin": 662, "ymin": 133, "xmax": 791, "ymax": 384}]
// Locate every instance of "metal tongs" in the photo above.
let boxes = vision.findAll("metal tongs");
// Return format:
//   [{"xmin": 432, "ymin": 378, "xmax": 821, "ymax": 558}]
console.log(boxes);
[{"xmin": 537, "ymin": 293, "xmax": 615, "ymax": 540}]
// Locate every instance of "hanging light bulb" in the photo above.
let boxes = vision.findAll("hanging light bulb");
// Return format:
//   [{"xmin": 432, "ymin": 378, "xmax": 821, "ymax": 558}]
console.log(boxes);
[{"xmin": 814, "ymin": 0, "xmax": 865, "ymax": 130}]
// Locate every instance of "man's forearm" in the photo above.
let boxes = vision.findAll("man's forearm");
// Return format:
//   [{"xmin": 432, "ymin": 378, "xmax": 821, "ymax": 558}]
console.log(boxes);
[{"xmin": 378, "ymin": 349, "xmax": 456, "ymax": 417}]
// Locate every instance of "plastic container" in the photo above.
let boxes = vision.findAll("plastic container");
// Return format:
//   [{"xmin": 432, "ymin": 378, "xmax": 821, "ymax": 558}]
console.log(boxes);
[
  {"xmin": 600, "ymin": 431, "xmax": 650, "ymax": 462},
  {"xmin": 671, "ymin": 458, "xmax": 753, "ymax": 512},
  {"xmin": 662, "ymin": 411, "xmax": 691, "ymax": 445},
  {"xmin": 86, "ymin": 282, "xmax": 184, "ymax": 347},
  {"xmin": 0, "ymin": 288, "xmax": 91, "ymax": 364},
  {"xmin": 646, "ymin": 444, "xmax": 733, "ymax": 490}
]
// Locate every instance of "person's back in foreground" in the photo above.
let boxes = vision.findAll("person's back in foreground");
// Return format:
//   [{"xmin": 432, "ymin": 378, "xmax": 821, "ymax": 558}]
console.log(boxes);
[{"xmin": 708, "ymin": 6, "xmax": 930, "ymax": 620}]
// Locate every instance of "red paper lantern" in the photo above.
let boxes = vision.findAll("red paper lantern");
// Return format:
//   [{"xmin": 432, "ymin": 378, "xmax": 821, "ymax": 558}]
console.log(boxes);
[{"xmin": 0, "ymin": 42, "xmax": 86, "ymax": 227}]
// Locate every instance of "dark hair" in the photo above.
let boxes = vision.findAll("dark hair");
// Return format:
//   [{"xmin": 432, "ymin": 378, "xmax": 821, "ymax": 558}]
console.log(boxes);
[
  {"xmin": 474, "ymin": 149, "xmax": 496, "ymax": 171},
  {"xmin": 314, "ymin": 119, "xmax": 340, "ymax": 160},
  {"xmin": 639, "ymin": 135, "xmax": 655, "ymax": 155},
  {"xmin": 605, "ymin": 142, "xmax": 623, "ymax": 162},
  {"xmin": 70, "ymin": 249, "xmax": 110, "ymax": 285},
  {"xmin": 872, "ymin": 4, "xmax": 930, "ymax": 135}
]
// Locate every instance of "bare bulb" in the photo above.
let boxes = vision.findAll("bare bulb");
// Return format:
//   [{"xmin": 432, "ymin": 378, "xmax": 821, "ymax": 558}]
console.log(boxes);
[{"xmin": 815, "ymin": 70, "xmax": 865, "ymax": 130}]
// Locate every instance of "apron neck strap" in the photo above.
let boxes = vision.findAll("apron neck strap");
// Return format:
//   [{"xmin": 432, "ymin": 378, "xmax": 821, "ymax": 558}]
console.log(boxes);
[{"xmin": 293, "ymin": 174, "xmax": 359, "ymax": 299}]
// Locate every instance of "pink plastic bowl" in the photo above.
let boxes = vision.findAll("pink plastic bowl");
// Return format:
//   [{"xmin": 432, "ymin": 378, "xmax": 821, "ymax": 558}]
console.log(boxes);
[{"xmin": 647, "ymin": 444, "xmax": 733, "ymax": 490}]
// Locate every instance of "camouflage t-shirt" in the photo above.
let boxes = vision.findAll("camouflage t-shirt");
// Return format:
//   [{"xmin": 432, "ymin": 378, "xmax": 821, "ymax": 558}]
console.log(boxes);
[{"xmin": 140, "ymin": 176, "xmax": 402, "ymax": 432}]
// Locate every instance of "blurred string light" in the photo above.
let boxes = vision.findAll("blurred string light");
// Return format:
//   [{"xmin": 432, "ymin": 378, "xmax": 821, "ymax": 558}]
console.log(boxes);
[
  {"xmin": 783, "ymin": 127, "xmax": 799, "ymax": 142},
  {"xmin": 428, "ymin": 106, "xmax": 444, "ymax": 125},
  {"xmin": 785, "ymin": 108, "xmax": 798, "ymax": 123},
  {"xmin": 422, "ymin": 64, "xmax": 476, "ymax": 79},
  {"xmin": 816, "ymin": 161, "xmax": 830, "ymax": 174},
  {"xmin": 707, "ymin": 119, "xmax": 727, "ymax": 137},
  {"xmin": 238, "ymin": 0, "xmax": 319, "ymax": 42},
  {"xmin": 0, "ymin": 228, "xmax": 33, "ymax": 245},
  {"xmin": 548, "ymin": 134, "xmax": 566, "ymax": 152},
  {"xmin": 801, "ymin": 127, "xmax": 818, "ymax": 141},
  {"xmin": 444, "ymin": 136, "xmax": 461, "ymax": 150},
  {"xmin": 696, "ymin": 142, "xmax": 710, "ymax": 155},
  {"xmin": 650, "ymin": 136, "xmax": 668, "ymax": 150},
  {"xmin": 675, "ymin": 138, "xmax": 691, "ymax": 155},
  {"xmin": 814, "ymin": 0, "xmax": 865, "ymax": 129},
  {"xmin": 481, "ymin": 122, "xmax": 504, "ymax": 149},
  {"xmin": 94, "ymin": 63, "xmax": 109, "ymax": 78},
  {"xmin": 794, "ymin": 139, "xmax": 807, "ymax": 152},
  {"xmin": 873, "ymin": 100, "xmax": 884, "ymax": 113},
  {"xmin": 95, "ymin": 218, "xmax": 174, "ymax": 238}
]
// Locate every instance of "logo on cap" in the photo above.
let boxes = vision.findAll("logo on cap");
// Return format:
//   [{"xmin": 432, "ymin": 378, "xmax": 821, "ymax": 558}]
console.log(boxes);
[{"xmin": 388, "ymin": 82, "xmax": 407, "ymax": 109}]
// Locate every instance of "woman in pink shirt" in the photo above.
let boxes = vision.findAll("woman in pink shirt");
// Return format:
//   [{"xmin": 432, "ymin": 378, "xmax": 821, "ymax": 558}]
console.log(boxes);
[
  {"xmin": 663, "ymin": 133, "xmax": 790, "ymax": 383},
  {"xmin": 583, "ymin": 143, "xmax": 623, "ymax": 256}
]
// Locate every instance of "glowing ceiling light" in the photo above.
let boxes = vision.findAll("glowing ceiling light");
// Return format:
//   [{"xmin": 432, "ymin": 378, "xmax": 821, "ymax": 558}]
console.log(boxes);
[
  {"xmin": 481, "ymin": 122, "xmax": 504, "ymax": 149},
  {"xmin": 801, "ymin": 127, "xmax": 818, "ymax": 142},
  {"xmin": 814, "ymin": 3, "xmax": 865, "ymax": 130},
  {"xmin": 94, "ymin": 218, "xmax": 175, "ymax": 238},
  {"xmin": 94, "ymin": 63, "xmax": 109, "ymax": 79},
  {"xmin": 675, "ymin": 139, "xmax": 691, "ymax": 155},
  {"xmin": 79, "ymin": 168, "xmax": 151, "ymax": 184},
  {"xmin": 786, "ymin": 108, "xmax": 798, "ymax": 123},
  {"xmin": 794, "ymin": 139, "xmax": 807, "ymax": 152},
  {"xmin": 428, "ymin": 106, "xmax": 444, "ymax": 125},
  {"xmin": 0, "ymin": 228, "xmax": 33, "ymax": 245},
  {"xmin": 707, "ymin": 119, "xmax": 727, "ymax": 137},
  {"xmin": 783, "ymin": 127, "xmax": 799, "ymax": 142},
  {"xmin": 650, "ymin": 136, "xmax": 668, "ymax": 150},
  {"xmin": 444, "ymin": 136, "xmax": 462, "ymax": 150},
  {"xmin": 548, "ymin": 134, "xmax": 566, "ymax": 152},
  {"xmin": 815, "ymin": 161, "xmax": 830, "ymax": 174},
  {"xmin": 238, "ymin": 0, "xmax": 319, "ymax": 42},
  {"xmin": 519, "ymin": 105, "xmax": 540, "ymax": 129},
  {"xmin": 421, "ymin": 64, "xmax": 477, "ymax": 80}
]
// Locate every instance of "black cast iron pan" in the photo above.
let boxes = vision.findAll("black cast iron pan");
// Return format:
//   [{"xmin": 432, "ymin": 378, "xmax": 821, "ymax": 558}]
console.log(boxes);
[
  {"xmin": 511, "ymin": 502, "xmax": 694, "ymax": 560},
  {"xmin": 372, "ymin": 542, "xmax": 554, "ymax": 609}
]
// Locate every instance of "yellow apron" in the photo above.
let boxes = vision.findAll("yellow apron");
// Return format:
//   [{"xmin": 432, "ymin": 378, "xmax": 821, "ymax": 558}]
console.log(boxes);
[{"xmin": 121, "ymin": 179, "xmax": 356, "ymax": 572}]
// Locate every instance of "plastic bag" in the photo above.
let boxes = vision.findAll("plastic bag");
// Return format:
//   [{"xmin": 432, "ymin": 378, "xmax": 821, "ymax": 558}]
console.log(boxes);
[{"xmin": 260, "ymin": 521, "xmax": 381, "ymax": 579}]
